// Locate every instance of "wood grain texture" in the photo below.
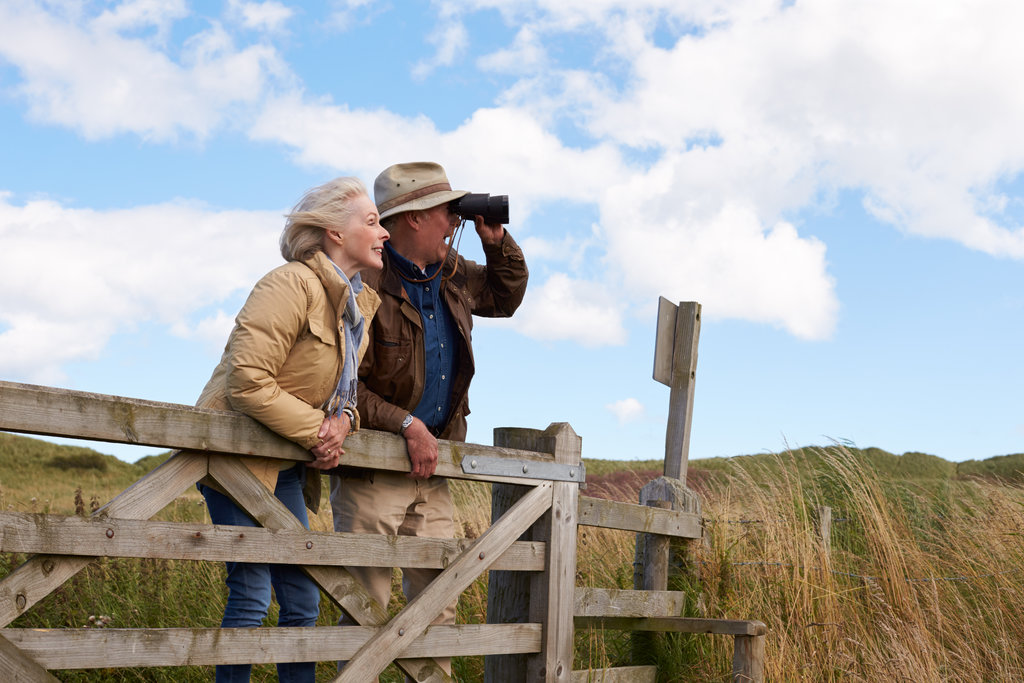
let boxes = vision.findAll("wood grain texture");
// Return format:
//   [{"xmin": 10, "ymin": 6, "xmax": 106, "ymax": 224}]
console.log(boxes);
[
  {"xmin": 207, "ymin": 455, "xmax": 451, "ymax": 682},
  {"xmin": 573, "ymin": 588, "xmax": 687, "ymax": 619},
  {"xmin": 571, "ymin": 666, "xmax": 657, "ymax": 683},
  {"xmin": 0, "ymin": 512, "xmax": 545, "ymax": 570},
  {"xmin": 663, "ymin": 302, "xmax": 700, "ymax": 482},
  {"xmin": 2, "ymin": 624, "xmax": 542, "ymax": 669},
  {"xmin": 526, "ymin": 423, "xmax": 582, "ymax": 683},
  {"xmin": 574, "ymin": 616, "xmax": 766, "ymax": 636},
  {"xmin": 0, "ymin": 380, "xmax": 563, "ymax": 485},
  {"xmin": 0, "ymin": 452, "xmax": 207, "ymax": 628},
  {"xmin": 733, "ymin": 634, "xmax": 766, "ymax": 682},
  {"xmin": 337, "ymin": 481, "xmax": 554, "ymax": 682},
  {"xmin": 578, "ymin": 496, "xmax": 701, "ymax": 538},
  {"xmin": 0, "ymin": 633, "xmax": 59, "ymax": 682}
]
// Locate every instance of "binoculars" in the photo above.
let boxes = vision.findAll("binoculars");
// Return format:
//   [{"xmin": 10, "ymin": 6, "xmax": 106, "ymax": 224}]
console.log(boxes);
[{"xmin": 452, "ymin": 193, "xmax": 509, "ymax": 225}]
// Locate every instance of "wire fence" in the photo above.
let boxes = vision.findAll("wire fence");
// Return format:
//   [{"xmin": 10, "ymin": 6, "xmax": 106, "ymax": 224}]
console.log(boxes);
[
  {"xmin": 703, "ymin": 509, "xmax": 1019, "ymax": 585},
  {"xmin": 726, "ymin": 561, "xmax": 1022, "ymax": 584}
]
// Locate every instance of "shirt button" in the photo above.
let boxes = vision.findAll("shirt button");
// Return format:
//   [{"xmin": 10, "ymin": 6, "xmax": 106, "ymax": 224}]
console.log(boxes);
[
  {"xmin": 437, "ymin": 406, "xmax": 442, "ymax": 412},
  {"xmin": 429, "ymin": 314, "xmax": 434, "ymax": 319},
  {"xmin": 441, "ymin": 374, "xmax": 446, "ymax": 380},
  {"xmin": 425, "ymin": 286, "xmax": 430, "ymax": 291}
]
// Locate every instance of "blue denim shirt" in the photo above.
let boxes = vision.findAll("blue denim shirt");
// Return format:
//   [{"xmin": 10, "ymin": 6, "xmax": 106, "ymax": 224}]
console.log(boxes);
[{"xmin": 385, "ymin": 242, "xmax": 459, "ymax": 433}]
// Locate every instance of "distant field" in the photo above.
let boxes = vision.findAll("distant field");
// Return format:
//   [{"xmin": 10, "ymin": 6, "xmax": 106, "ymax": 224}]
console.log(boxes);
[{"xmin": 3, "ymin": 431, "xmax": 1024, "ymax": 680}]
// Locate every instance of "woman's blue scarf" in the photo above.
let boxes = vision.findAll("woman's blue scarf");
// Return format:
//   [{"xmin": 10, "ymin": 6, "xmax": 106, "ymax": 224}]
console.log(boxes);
[{"xmin": 326, "ymin": 262, "xmax": 364, "ymax": 417}]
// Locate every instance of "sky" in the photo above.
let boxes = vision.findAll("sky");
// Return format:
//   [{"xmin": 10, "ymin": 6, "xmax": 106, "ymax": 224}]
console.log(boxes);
[{"xmin": 1, "ymin": 0, "xmax": 1022, "ymax": 468}]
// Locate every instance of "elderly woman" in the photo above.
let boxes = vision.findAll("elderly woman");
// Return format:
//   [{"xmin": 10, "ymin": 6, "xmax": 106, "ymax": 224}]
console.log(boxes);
[{"xmin": 196, "ymin": 177, "xmax": 388, "ymax": 683}]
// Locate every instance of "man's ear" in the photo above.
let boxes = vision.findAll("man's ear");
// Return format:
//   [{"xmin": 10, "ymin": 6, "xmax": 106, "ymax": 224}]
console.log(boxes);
[{"xmin": 403, "ymin": 211, "xmax": 423, "ymax": 232}]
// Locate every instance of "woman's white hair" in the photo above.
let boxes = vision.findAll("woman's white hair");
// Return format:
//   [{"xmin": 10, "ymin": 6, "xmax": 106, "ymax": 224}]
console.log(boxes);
[{"xmin": 280, "ymin": 176, "xmax": 369, "ymax": 262}]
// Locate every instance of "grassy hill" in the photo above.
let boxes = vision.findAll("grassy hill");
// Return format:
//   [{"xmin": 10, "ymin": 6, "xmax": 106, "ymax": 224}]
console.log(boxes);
[{"xmin": 4, "ymin": 431, "xmax": 1024, "ymax": 680}]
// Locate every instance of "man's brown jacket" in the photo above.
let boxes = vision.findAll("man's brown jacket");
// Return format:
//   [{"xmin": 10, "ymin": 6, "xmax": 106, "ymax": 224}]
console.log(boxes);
[{"xmin": 356, "ymin": 230, "xmax": 528, "ymax": 441}]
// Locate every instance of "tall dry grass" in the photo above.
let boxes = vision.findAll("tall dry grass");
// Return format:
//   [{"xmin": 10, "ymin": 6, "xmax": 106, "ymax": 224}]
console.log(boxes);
[
  {"xmin": 690, "ymin": 447, "xmax": 1024, "ymax": 681},
  {"xmin": 5, "ymin": 442, "xmax": 1024, "ymax": 681}
]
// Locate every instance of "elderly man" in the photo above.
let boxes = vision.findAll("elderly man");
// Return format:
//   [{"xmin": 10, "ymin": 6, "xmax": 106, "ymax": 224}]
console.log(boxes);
[{"xmin": 330, "ymin": 161, "xmax": 528, "ymax": 678}]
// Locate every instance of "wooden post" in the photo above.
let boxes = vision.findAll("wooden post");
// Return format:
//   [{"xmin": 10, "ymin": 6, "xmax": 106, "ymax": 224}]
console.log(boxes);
[
  {"xmin": 653, "ymin": 299, "xmax": 701, "ymax": 482},
  {"xmin": 635, "ymin": 299, "xmax": 704, "ymax": 666},
  {"xmin": 486, "ymin": 428, "xmax": 546, "ymax": 683},
  {"xmin": 486, "ymin": 423, "xmax": 582, "ymax": 683},
  {"xmin": 733, "ymin": 634, "xmax": 765, "ymax": 682},
  {"xmin": 815, "ymin": 506, "xmax": 832, "ymax": 555},
  {"xmin": 632, "ymin": 477, "xmax": 702, "ymax": 664}
]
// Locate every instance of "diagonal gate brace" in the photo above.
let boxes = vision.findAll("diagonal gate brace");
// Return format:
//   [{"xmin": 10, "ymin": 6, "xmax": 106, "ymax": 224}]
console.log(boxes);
[{"xmin": 334, "ymin": 481, "xmax": 555, "ymax": 682}]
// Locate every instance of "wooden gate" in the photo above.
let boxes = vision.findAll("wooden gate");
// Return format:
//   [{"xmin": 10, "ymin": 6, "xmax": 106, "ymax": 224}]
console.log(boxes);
[{"xmin": 0, "ymin": 299, "xmax": 765, "ymax": 681}]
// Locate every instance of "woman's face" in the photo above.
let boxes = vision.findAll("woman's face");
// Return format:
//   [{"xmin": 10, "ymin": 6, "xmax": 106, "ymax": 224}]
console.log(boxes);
[{"xmin": 336, "ymin": 193, "xmax": 389, "ymax": 276}]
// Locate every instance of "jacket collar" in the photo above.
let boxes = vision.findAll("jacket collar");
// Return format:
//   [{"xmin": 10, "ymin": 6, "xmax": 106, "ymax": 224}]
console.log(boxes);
[{"xmin": 302, "ymin": 251, "xmax": 351, "ymax": 316}]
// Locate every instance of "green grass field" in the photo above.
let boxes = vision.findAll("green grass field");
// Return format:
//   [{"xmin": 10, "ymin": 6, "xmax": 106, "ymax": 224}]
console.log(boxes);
[{"xmin": 3, "ymin": 431, "xmax": 1024, "ymax": 681}]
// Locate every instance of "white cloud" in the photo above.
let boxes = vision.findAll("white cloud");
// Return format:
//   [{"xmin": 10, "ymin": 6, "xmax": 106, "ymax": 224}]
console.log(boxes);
[
  {"xmin": 412, "ymin": 16, "xmax": 469, "ymax": 79},
  {"xmin": 0, "ymin": 194, "xmax": 283, "ymax": 383},
  {"xmin": 606, "ymin": 397, "xmax": 645, "ymax": 424},
  {"xmin": 511, "ymin": 273, "xmax": 627, "ymax": 346},
  {"xmin": 92, "ymin": 0, "xmax": 189, "ymax": 41},
  {"xmin": 170, "ymin": 310, "xmax": 238, "ymax": 351},
  {"xmin": 325, "ymin": 0, "xmax": 377, "ymax": 31},
  {"xmin": 250, "ymin": 93, "xmax": 835, "ymax": 340},
  {"xmin": 0, "ymin": 1, "xmax": 288, "ymax": 141},
  {"xmin": 228, "ymin": 0, "xmax": 293, "ymax": 33},
  {"xmin": 600, "ymin": 171, "xmax": 838, "ymax": 340},
  {"xmin": 8, "ymin": 0, "xmax": 1024, "ymax": 356},
  {"xmin": 569, "ymin": 0, "xmax": 1024, "ymax": 257},
  {"xmin": 477, "ymin": 25, "xmax": 547, "ymax": 73}
]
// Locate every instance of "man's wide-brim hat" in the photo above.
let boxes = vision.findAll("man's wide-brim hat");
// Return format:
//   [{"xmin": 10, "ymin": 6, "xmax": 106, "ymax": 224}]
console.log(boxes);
[{"xmin": 374, "ymin": 162, "xmax": 468, "ymax": 221}]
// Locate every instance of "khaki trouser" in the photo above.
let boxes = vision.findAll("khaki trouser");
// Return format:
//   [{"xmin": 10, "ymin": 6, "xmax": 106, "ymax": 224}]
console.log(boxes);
[{"xmin": 330, "ymin": 471, "xmax": 457, "ymax": 680}]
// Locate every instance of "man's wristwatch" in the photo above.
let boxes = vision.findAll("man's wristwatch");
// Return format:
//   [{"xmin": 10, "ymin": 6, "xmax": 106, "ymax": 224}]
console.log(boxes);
[{"xmin": 398, "ymin": 413, "xmax": 414, "ymax": 436}]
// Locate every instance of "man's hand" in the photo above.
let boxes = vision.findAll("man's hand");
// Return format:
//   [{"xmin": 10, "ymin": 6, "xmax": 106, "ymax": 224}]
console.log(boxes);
[
  {"xmin": 402, "ymin": 417, "xmax": 438, "ymax": 479},
  {"xmin": 473, "ymin": 215, "xmax": 505, "ymax": 247},
  {"xmin": 309, "ymin": 413, "xmax": 351, "ymax": 470}
]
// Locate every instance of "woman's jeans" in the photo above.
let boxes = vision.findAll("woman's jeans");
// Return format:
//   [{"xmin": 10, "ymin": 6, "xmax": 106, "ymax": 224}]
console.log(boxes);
[{"xmin": 200, "ymin": 463, "xmax": 320, "ymax": 683}]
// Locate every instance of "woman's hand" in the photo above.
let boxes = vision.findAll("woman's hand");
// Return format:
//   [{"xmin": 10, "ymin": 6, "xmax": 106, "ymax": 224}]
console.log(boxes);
[{"xmin": 309, "ymin": 413, "xmax": 351, "ymax": 470}]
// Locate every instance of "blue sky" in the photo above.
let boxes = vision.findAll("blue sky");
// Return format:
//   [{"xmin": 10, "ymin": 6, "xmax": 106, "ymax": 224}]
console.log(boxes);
[{"xmin": 1, "ymin": 0, "xmax": 1022, "ymax": 466}]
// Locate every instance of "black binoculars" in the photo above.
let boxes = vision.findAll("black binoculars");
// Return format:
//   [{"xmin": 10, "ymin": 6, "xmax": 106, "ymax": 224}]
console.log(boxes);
[{"xmin": 452, "ymin": 193, "xmax": 509, "ymax": 225}]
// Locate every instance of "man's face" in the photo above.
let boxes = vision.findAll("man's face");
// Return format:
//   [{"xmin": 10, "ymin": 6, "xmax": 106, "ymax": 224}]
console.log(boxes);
[{"xmin": 425, "ymin": 202, "xmax": 461, "ymax": 264}]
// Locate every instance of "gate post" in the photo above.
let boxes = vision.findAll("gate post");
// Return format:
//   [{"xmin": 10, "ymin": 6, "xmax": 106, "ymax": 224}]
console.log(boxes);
[{"xmin": 486, "ymin": 423, "xmax": 582, "ymax": 683}]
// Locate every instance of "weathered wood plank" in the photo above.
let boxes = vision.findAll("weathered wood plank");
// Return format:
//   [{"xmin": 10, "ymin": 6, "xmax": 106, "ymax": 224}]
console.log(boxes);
[
  {"xmin": 538, "ymin": 478, "xmax": 579, "ymax": 683},
  {"xmin": 0, "ymin": 380, "xmax": 302, "ymax": 459},
  {"xmin": 571, "ymin": 666, "xmax": 657, "ymax": 683},
  {"xmin": 573, "ymin": 588, "xmax": 687, "ymax": 619},
  {"xmin": 577, "ymin": 496, "xmax": 702, "ymax": 538},
  {"xmin": 529, "ymin": 423, "xmax": 582, "ymax": 683},
  {"xmin": 0, "ymin": 512, "xmax": 545, "ymax": 571},
  {"xmin": 733, "ymin": 634, "xmax": 766, "ymax": 682},
  {"xmin": 486, "ymin": 427, "xmax": 548, "ymax": 683},
  {"xmin": 0, "ymin": 452, "xmax": 207, "ymax": 628},
  {"xmin": 574, "ymin": 616, "xmax": 767, "ymax": 636},
  {"xmin": 205, "ymin": 455, "xmax": 450, "ymax": 683},
  {"xmin": 206, "ymin": 456, "xmax": 444, "ymax": 680},
  {"xmin": 652, "ymin": 296, "xmax": 679, "ymax": 386},
  {"xmin": 337, "ymin": 481, "xmax": 554, "ymax": 682},
  {"xmin": 1, "ymin": 624, "xmax": 542, "ymax": 669},
  {"xmin": 662, "ymin": 301, "xmax": 700, "ymax": 481},
  {"xmin": 633, "ymin": 478, "xmax": 703, "ymax": 596},
  {"xmin": 0, "ymin": 632, "xmax": 59, "ymax": 682},
  {"xmin": 0, "ymin": 380, "xmax": 560, "ymax": 485}
]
